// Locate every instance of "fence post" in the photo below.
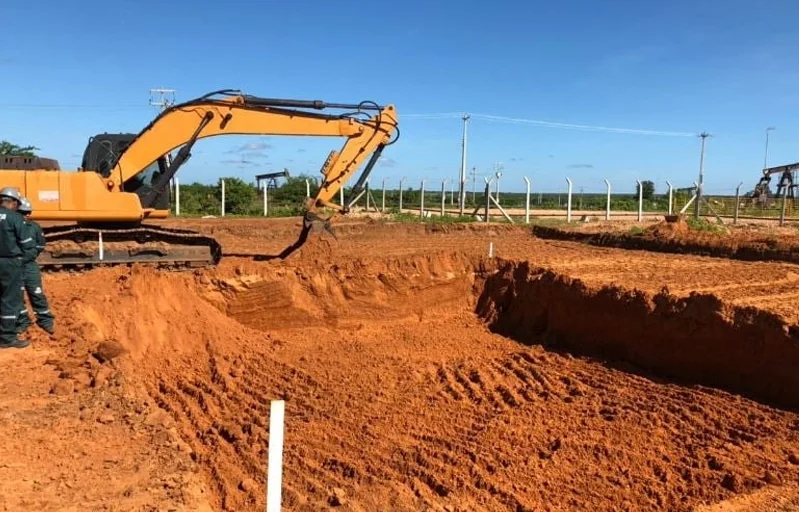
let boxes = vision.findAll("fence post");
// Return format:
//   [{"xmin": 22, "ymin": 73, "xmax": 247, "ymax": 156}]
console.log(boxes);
[
  {"xmin": 440, "ymin": 179, "xmax": 448, "ymax": 217},
  {"xmin": 666, "ymin": 180, "xmax": 673, "ymax": 215},
  {"xmin": 340, "ymin": 186, "xmax": 344, "ymax": 207},
  {"xmin": 420, "ymin": 180, "xmax": 427, "ymax": 219},
  {"xmin": 780, "ymin": 185, "xmax": 788, "ymax": 226},
  {"xmin": 604, "ymin": 179, "xmax": 611, "ymax": 221},
  {"xmin": 221, "ymin": 179, "xmax": 226, "ymax": 216},
  {"xmin": 523, "ymin": 177, "xmax": 531, "ymax": 224},
  {"xmin": 175, "ymin": 177, "xmax": 180, "ymax": 216},
  {"xmin": 365, "ymin": 179, "xmax": 370, "ymax": 211},
  {"xmin": 565, "ymin": 177, "xmax": 573, "ymax": 222},
  {"xmin": 734, "ymin": 181, "xmax": 743, "ymax": 224},
  {"xmin": 305, "ymin": 179, "xmax": 310, "ymax": 198},
  {"xmin": 636, "ymin": 179, "xmax": 643, "ymax": 222},
  {"xmin": 484, "ymin": 177, "xmax": 493, "ymax": 223},
  {"xmin": 382, "ymin": 178, "xmax": 387, "ymax": 213},
  {"xmin": 399, "ymin": 177, "xmax": 406, "ymax": 212}
]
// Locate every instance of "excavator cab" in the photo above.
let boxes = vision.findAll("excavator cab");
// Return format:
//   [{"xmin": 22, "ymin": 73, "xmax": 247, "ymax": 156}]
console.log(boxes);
[{"xmin": 80, "ymin": 133, "xmax": 170, "ymax": 211}]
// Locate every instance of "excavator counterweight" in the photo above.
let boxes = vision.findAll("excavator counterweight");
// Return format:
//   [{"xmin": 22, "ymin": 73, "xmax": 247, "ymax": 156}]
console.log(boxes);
[{"xmin": 0, "ymin": 89, "xmax": 399, "ymax": 269}]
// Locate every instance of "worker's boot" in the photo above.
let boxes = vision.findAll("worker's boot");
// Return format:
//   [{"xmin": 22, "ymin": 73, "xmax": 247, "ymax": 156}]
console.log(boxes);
[
  {"xmin": 37, "ymin": 321, "xmax": 54, "ymax": 335},
  {"xmin": 0, "ymin": 338, "xmax": 30, "ymax": 349}
]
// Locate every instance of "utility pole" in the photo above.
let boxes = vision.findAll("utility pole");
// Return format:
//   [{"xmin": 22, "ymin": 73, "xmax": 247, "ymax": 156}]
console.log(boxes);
[
  {"xmin": 694, "ymin": 132, "xmax": 710, "ymax": 219},
  {"xmin": 494, "ymin": 162, "xmax": 503, "ymax": 204},
  {"xmin": 764, "ymin": 126, "xmax": 775, "ymax": 169},
  {"xmin": 459, "ymin": 113, "xmax": 470, "ymax": 216},
  {"xmin": 150, "ymin": 88, "xmax": 177, "ymax": 210},
  {"xmin": 149, "ymin": 89, "xmax": 176, "ymax": 164}
]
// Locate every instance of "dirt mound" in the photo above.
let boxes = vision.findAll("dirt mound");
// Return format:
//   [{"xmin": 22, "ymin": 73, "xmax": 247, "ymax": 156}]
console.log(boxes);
[{"xmin": 644, "ymin": 217, "xmax": 690, "ymax": 239}]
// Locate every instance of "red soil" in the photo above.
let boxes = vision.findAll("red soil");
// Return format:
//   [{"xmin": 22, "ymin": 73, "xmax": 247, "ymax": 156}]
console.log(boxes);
[{"xmin": 0, "ymin": 218, "xmax": 798, "ymax": 511}]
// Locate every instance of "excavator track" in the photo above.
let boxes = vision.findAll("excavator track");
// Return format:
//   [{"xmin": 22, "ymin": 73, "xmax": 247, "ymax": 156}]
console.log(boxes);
[{"xmin": 38, "ymin": 224, "xmax": 222, "ymax": 271}]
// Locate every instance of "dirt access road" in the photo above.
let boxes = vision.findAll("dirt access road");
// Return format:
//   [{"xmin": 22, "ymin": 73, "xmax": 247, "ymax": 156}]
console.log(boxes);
[{"xmin": 0, "ymin": 216, "xmax": 797, "ymax": 511}]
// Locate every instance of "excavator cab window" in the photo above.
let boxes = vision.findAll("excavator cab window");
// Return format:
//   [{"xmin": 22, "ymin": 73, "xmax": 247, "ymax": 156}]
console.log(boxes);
[{"xmin": 122, "ymin": 157, "xmax": 170, "ymax": 210}]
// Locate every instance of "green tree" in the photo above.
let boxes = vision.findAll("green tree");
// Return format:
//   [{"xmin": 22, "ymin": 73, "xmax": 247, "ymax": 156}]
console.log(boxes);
[
  {"xmin": 0, "ymin": 140, "xmax": 39, "ymax": 156},
  {"xmin": 272, "ymin": 174, "xmax": 319, "ymax": 204},
  {"xmin": 636, "ymin": 180, "xmax": 655, "ymax": 200}
]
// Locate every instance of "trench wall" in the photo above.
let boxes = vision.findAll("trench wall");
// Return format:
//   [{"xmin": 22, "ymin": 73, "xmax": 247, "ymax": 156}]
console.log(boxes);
[{"xmin": 475, "ymin": 259, "xmax": 799, "ymax": 410}]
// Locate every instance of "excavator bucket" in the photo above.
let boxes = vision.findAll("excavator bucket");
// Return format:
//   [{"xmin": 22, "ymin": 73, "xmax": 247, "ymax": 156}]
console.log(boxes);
[{"xmin": 277, "ymin": 210, "xmax": 337, "ymax": 259}]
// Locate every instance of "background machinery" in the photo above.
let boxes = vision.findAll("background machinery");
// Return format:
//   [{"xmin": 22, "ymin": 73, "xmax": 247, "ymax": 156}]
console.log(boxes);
[
  {"xmin": 750, "ymin": 162, "xmax": 799, "ymax": 207},
  {"xmin": 0, "ymin": 89, "xmax": 399, "ymax": 268}
]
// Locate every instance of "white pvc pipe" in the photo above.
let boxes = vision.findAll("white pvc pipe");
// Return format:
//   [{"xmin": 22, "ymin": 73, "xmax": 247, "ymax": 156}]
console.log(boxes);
[
  {"xmin": 266, "ymin": 400, "xmax": 285, "ymax": 512},
  {"xmin": 221, "ymin": 179, "xmax": 225, "ymax": 217},
  {"xmin": 305, "ymin": 179, "xmax": 310, "ymax": 198},
  {"xmin": 175, "ymin": 177, "xmax": 180, "ymax": 216},
  {"xmin": 604, "ymin": 178, "xmax": 611, "ymax": 221}
]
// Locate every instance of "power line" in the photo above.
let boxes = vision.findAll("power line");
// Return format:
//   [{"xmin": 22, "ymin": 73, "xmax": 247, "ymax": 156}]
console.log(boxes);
[
  {"xmin": 0, "ymin": 104, "xmax": 150, "ymax": 110},
  {"xmin": 399, "ymin": 111, "xmax": 695, "ymax": 137},
  {"xmin": 470, "ymin": 113, "xmax": 695, "ymax": 137}
]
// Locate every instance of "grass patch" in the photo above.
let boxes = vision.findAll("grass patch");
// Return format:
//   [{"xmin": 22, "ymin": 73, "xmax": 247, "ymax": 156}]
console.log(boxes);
[
  {"xmin": 629, "ymin": 226, "xmax": 645, "ymax": 235},
  {"xmin": 390, "ymin": 212, "xmax": 476, "ymax": 224},
  {"xmin": 686, "ymin": 217, "xmax": 727, "ymax": 234}
]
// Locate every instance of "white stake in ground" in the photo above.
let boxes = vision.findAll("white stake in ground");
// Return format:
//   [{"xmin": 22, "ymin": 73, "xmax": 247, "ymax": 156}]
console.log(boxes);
[
  {"xmin": 266, "ymin": 400, "xmax": 285, "ymax": 512},
  {"xmin": 221, "ymin": 179, "xmax": 226, "ymax": 217},
  {"xmin": 604, "ymin": 179, "xmax": 611, "ymax": 221}
]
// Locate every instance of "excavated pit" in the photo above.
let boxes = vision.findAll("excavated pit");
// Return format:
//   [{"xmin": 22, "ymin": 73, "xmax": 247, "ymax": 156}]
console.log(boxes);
[{"xmin": 57, "ymin": 252, "xmax": 799, "ymax": 511}]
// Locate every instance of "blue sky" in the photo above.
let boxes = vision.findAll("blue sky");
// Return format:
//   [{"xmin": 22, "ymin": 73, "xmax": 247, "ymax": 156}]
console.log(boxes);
[{"xmin": 1, "ymin": 0, "xmax": 797, "ymax": 194}]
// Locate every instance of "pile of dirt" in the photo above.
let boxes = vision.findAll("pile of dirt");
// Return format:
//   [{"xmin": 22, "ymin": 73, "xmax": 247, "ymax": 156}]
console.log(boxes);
[{"xmin": 644, "ymin": 217, "xmax": 690, "ymax": 239}]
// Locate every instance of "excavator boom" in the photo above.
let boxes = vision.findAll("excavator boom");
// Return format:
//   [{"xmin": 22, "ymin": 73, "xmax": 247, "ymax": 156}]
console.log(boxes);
[{"xmin": 0, "ymin": 89, "xmax": 399, "ymax": 269}]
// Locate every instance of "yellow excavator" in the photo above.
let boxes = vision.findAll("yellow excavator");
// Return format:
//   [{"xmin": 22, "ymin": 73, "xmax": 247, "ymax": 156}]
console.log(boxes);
[{"xmin": 0, "ymin": 89, "xmax": 399, "ymax": 268}]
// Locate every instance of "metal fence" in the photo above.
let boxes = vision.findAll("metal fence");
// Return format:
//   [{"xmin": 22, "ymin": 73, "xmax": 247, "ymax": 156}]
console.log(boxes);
[{"xmin": 170, "ymin": 176, "xmax": 799, "ymax": 225}]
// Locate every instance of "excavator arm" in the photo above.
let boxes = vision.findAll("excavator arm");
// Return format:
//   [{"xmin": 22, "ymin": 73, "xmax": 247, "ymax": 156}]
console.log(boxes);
[{"xmin": 106, "ymin": 89, "xmax": 398, "ymax": 218}]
